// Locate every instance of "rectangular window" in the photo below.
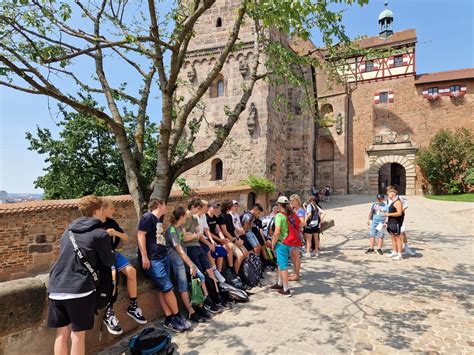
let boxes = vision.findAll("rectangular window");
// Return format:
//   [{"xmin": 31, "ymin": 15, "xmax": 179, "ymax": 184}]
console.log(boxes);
[
  {"xmin": 450, "ymin": 85, "xmax": 461, "ymax": 92},
  {"xmin": 365, "ymin": 60, "xmax": 375, "ymax": 72},
  {"xmin": 428, "ymin": 87, "xmax": 438, "ymax": 95},
  {"xmin": 394, "ymin": 55, "xmax": 403, "ymax": 67},
  {"xmin": 379, "ymin": 92, "xmax": 389, "ymax": 103}
]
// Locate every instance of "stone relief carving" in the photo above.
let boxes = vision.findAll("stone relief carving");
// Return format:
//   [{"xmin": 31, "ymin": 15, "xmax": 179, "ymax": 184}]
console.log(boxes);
[
  {"xmin": 401, "ymin": 133, "xmax": 410, "ymax": 142},
  {"xmin": 239, "ymin": 60, "xmax": 249, "ymax": 77},
  {"xmin": 187, "ymin": 67, "xmax": 197, "ymax": 82},
  {"xmin": 387, "ymin": 131, "xmax": 397, "ymax": 143},
  {"xmin": 247, "ymin": 103, "xmax": 258, "ymax": 138},
  {"xmin": 375, "ymin": 135, "xmax": 383, "ymax": 144},
  {"xmin": 335, "ymin": 113, "xmax": 343, "ymax": 135}
]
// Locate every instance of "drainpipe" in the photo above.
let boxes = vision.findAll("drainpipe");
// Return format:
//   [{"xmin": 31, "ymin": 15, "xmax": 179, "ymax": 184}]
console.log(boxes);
[{"xmin": 311, "ymin": 64, "xmax": 319, "ymax": 188}]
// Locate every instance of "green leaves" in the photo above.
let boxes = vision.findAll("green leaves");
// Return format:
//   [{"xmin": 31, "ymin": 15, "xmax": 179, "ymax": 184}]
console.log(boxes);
[{"xmin": 241, "ymin": 175, "xmax": 276, "ymax": 194}]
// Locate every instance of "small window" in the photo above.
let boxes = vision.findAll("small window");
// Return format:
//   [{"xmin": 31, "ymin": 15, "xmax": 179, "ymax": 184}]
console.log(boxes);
[
  {"xmin": 212, "ymin": 159, "xmax": 223, "ymax": 180},
  {"xmin": 450, "ymin": 85, "xmax": 461, "ymax": 92},
  {"xmin": 379, "ymin": 92, "xmax": 389, "ymax": 103},
  {"xmin": 428, "ymin": 87, "xmax": 438, "ymax": 95},
  {"xmin": 394, "ymin": 55, "xmax": 403, "ymax": 67},
  {"xmin": 365, "ymin": 60, "xmax": 375, "ymax": 72},
  {"xmin": 217, "ymin": 80, "xmax": 224, "ymax": 97},
  {"xmin": 216, "ymin": 17, "xmax": 222, "ymax": 27}
]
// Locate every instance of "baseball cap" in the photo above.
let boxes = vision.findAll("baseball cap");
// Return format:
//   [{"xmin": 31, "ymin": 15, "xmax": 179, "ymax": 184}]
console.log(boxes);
[
  {"xmin": 376, "ymin": 194, "xmax": 384, "ymax": 199},
  {"xmin": 277, "ymin": 196, "xmax": 290, "ymax": 204},
  {"xmin": 232, "ymin": 200, "xmax": 239, "ymax": 205}
]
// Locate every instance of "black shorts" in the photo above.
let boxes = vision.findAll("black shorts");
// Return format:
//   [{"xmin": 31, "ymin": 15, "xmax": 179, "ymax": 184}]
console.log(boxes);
[
  {"xmin": 304, "ymin": 225, "xmax": 320, "ymax": 234},
  {"xmin": 186, "ymin": 245, "xmax": 211, "ymax": 272},
  {"xmin": 47, "ymin": 292, "xmax": 96, "ymax": 332},
  {"xmin": 387, "ymin": 221, "xmax": 401, "ymax": 235}
]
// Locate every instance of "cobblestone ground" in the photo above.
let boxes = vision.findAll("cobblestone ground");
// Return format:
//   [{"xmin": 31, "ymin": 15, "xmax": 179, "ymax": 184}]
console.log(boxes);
[{"xmin": 101, "ymin": 195, "xmax": 474, "ymax": 354}]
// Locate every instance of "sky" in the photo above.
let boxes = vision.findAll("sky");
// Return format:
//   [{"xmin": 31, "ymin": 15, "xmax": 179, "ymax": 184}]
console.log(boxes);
[{"xmin": 0, "ymin": 0, "xmax": 473, "ymax": 194}]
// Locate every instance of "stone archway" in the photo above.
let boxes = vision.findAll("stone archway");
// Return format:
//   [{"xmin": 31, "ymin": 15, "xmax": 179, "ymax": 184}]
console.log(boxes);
[{"xmin": 369, "ymin": 154, "xmax": 416, "ymax": 195}]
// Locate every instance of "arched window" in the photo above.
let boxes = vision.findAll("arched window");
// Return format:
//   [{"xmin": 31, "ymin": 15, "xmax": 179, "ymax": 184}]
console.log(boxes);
[
  {"xmin": 318, "ymin": 138, "xmax": 335, "ymax": 161},
  {"xmin": 320, "ymin": 103, "xmax": 334, "ymax": 120},
  {"xmin": 216, "ymin": 17, "xmax": 222, "ymax": 27},
  {"xmin": 211, "ymin": 158, "xmax": 223, "ymax": 180},
  {"xmin": 217, "ymin": 80, "xmax": 224, "ymax": 97},
  {"xmin": 210, "ymin": 73, "xmax": 225, "ymax": 98}
]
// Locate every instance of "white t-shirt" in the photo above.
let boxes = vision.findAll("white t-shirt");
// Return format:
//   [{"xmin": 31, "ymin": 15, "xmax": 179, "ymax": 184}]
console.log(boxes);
[
  {"xmin": 198, "ymin": 214, "xmax": 209, "ymax": 234},
  {"xmin": 49, "ymin": 290, "xmax": 94, "ymax": 300},
  {"xmin": 231, "ymin": 212, "xmax": 243, "ymax": 230}
]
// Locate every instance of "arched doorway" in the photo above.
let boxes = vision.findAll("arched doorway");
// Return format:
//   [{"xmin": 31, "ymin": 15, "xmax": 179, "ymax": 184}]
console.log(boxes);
[
  {"xmin": 247, "ymin": 192, "xmax": 256, "ymax": 210},
  {"xmin": 378, "ymin": 163, "xmax": 406, "ymax": 195}
]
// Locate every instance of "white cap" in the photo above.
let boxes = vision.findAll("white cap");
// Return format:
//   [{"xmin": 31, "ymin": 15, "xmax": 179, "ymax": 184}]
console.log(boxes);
[{"xmin": 277, "ymin": 196, "xmax": 290, "ymax": 204}]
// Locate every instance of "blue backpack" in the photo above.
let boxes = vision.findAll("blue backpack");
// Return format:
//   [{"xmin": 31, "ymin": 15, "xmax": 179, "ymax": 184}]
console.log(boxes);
[{"xmin": 129, "ymin": 327, "xmax": 173, "ymax": 355}]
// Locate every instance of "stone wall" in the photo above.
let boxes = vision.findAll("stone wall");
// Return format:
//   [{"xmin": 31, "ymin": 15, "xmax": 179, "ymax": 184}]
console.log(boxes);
[{"xmin": 0, "ymin": 186, "xmax": 255, "ymax": 282}]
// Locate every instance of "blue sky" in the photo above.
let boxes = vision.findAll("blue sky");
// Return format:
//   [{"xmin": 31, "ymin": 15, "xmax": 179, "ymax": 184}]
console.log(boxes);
[{"xmin": 1, "ymin": 0, "xmax": 473, "ymax": 194}]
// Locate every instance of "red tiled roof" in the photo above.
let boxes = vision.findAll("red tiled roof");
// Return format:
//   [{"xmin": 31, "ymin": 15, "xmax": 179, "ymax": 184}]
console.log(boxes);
[
  {"xmin": 415, "ymin": 68, "xmax": 474, "ymax": 85},
  {"xmin": 0, "ymin": 185, "xmax": 252, "ymax": 215},
  {"xmin": 354, "ymin": 29, "xmax": 417, "ymax": 49}
]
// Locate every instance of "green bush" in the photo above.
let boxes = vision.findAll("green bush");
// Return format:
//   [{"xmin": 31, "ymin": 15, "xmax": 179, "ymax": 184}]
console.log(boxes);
[
  {"xmin": 464, "ymin": 168, "xmax": 474, "ymax": 186},
  {"xmin": 417, "ymin": 128, "xmax": 473, "ymax": 194},
  {"xmin": 241, "ymin": 175, "xmax": 276, "ymax": 194}
]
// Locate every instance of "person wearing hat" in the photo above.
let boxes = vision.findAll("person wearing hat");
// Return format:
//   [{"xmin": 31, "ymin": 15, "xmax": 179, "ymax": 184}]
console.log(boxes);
[
  {"xmin": 366, "ymin": 194, "xmax": 388, "ymax": 255},
  {"xmin": 269, "ymin": 196, "xmax": 294, "ymax": 297}
]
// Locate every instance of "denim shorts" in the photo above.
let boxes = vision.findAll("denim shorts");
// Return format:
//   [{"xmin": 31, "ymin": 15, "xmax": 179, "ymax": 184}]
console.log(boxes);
[
  {"xmin": 169, "ymin": 252, "xmax": 189, "ymax": 293},
  {"xmin": 186, "ymin": 245, "xmax": 211, "ymax": 272},
  {"xmin": 369, "ymin": 222, "xmax": 385, "ymax": 238},
  {"xmin": 275, "ymin": 243, "xmax": 292, "ymax": 271},
  {"xmin": 244, "ymin": 231, "xmax": 260, "ymax": 248},
  {"xmin": 143, "ymin": 256, "xmax": 173, "ymax": 293},
  {"xmin": 112, "ymin": 252, "xmax": 130, "ymax": 272}
]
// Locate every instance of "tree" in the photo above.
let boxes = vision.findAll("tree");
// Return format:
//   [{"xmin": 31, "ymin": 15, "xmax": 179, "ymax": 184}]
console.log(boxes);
[
  {"xmin": 26, "ymin": 96, "xmax": 158, "ymax": 199},
  {"xmin": 0, "ymin": 0, "xmax": 367, "ymax": 215},
  {"xmin": 417, "ymin": 128, "xmax": 474, "ymax": 194}
]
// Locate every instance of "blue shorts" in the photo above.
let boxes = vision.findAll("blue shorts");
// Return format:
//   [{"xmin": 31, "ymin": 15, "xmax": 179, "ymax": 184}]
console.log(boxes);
[
  {"xmin": 369, "ymin": 222, "xmax": 385, "ymax": 238},
  {"xmin": 112, "ymin": 252, "xmax": 130, "ymax": 272},
  {"xmin": 275, "ymin": 243, "xmax": 292, "ymax": 271},
  {"xmin": 186, "ymin": 245, "xmax": 211, "ymax": 272},
  {"xmin": 143, "ymin": 256, "xmax": 173, "ymax": 293},
  {"xmin": 169, "ymin": 252, "xmax": 189, "ymax": 293},
  {"xmin": 244, "ymin": 231, "xmax": 260, "ymax": 249}
]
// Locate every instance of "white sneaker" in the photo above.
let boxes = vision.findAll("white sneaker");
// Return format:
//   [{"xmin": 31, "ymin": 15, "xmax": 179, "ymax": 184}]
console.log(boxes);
[
  {"xmin": 304, "ymin": 252, "xmax": 312, "ymax": 258},
  {"xmin": 314, "ymin": 252, "xmax": 320, "ymax": 258},
  {"xmin": 386, "ymin": 251, "xmax": 397, "ymax": 258},
  {"xmin": 404, "ymin": 246, "xmax": 417, "ymax": 256},
  {"xmin": 392, "ymin": 254, "xmax": 402, "ymax": 260}
]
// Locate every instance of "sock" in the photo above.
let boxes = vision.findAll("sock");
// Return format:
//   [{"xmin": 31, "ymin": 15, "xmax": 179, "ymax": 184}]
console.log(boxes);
[
  {"xmin": 165, "ymin": 315, "xmax": 172, "ymax": 322},
  {"xmin": 277, "ymin": 276, "xmax": 282, "ymax": 286},
  {"xmin": 173, "ymin": 312, "xmax": 180, "ymax": 319},
  {"xmin": 213, "ymin": 268, "xmax": 226, "ymax": 283},
  {"xmin": 283, "ymin": 284, "xmax": 289, "ymax": 292},
  {"xmin": 129, "ymin": 297, "xmax": 137, "ymax": 307}
]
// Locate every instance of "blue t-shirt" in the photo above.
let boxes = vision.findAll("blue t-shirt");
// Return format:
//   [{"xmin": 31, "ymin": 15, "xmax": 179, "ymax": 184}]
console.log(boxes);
[
  {"xmin": 370, "ymin": 202, "xmax": 388, "ymax": 224},
  {"xmin": 138, "ymin": 212, "xmax": 167, "ymax": 260}
]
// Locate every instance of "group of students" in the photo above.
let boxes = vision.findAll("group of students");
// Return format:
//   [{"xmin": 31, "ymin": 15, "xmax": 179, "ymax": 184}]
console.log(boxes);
[
  {"xmin": 366, "ymin": 185, "xmax": 417, "ymax": 259},
  {"xmin": 46, "ymin": 192, "xmax": 327, "ymax": 354}
]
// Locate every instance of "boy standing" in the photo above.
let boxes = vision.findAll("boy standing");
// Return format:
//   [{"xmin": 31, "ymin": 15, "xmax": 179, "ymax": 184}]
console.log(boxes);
[
  {"xmin": 366, "ymin": 194, "xmax": 388, "ymax": 255},
  {"xmin": 47, "ymin": 195, "xmax": 115, "ymax": 355}
]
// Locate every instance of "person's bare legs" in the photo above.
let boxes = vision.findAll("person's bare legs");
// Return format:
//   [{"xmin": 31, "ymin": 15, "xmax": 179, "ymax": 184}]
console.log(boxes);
[
  {"xmin": 304, "ymin": 233, "xmax": 312, "ymax": 255},
  {"xmin": 394, "ymin": 235, "xmax": 403, "ymax": 254},
  {"xmin": 314, "ymin": 233, "xmax": 320, "ymax": 254},
  {"xmin": 121, "ymin": 265, "xmax": 137, "ymax": 298},
  {"xmin": 70, "ymin": 330, "xmax": 86, "ymax": 355},
  {"xmin": 280, "ymin": 268, "xmax": 289, "ymax": 290},
  {"xmin": 377, "ymin": 237, "xmax": 383, "ymax": 250},
  {"xmin": 54, "ymin": 326, "xmax": 70, "ymax": 355},
  {"xmin": 216, "ymin": 256, "xmax": 224, "ymax": 272},
  {"xmin": 158, "ymin": 290, "xmax": 178, "ymax": 316},
  {"xmin": 289, "ymin": 248, "xmax": 300, "ymax": 280},
  {"xmin": 180, "ymin": 292, "xmax": 195, "ymax": 314},
  {"xmin": 225, "ymin": 243, "xmax": 235, "ymax": 271},
  {"xmin": 369, "ymin": 236, "xmax": 375, "ymax": 249}
]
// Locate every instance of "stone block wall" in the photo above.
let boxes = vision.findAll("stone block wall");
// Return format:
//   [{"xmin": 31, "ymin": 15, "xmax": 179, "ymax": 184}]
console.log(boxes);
[{"xmin": 0, "ymin": 186, "xmax": 255, "ymax": 282}]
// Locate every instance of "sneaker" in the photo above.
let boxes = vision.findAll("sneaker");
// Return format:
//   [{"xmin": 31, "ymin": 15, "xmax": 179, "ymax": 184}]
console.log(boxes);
[
  {"xmin": 310, "ymin": 251, "xmax": 316, "ymax": 257},
  {"xmin": 217, "ymin": 301, "xmax": 232, "ymax": 310},
  {"xmin": 103, "ymin": 308, "xmax": 123, "ymax": 335},
  {"xmin": 163, "ymin": 317, "xmax": 185, "ymax": 333},
  {"xmin": 204, "ymin": 303, "xmax": 222, "ymax": 314},
  {"xmin": 269, "ymin": 283, "xmax": 283, "ymax": 290},
  {"xmin": 277, "ymin": 289, "xmax": 292, "ymax": 297},
  {"xmin": 365, "ymin": 248, "xmax": 375, "ymax": 254},
  {"xmin": 404, "ymin": 246, "xmax": 417, "ymax": 256},
  {"xmin": 189, "ymin": 311, "xmax": 205, "ymax": 323},
  {"xmin": 314, "ymin": 251, "xmax": 320, "ymax": 258},
  {"xmin": 386, "ymin": 251, "xmax": 397, "ymax": 258},
  {"xmin": 176, "ymin": 314, "xmax": 192, "ymax": 330},
  {"xmin": 303, "ymin": 252, "xmax": 312, "ymax": 258},
  {"xmin": 392, "ymin": 254, "xmax": 402, "ymax": 260},
  {"xmin": 127, "ymin": 305, "xmax": 147, "ymax": 324},
  {"xmin": 377, "ymin": 249, "xmax": 383, "ymax": 255},
  {"xmin": 195, "ymin": 306, "xmax": 211, "ymax": 319}
]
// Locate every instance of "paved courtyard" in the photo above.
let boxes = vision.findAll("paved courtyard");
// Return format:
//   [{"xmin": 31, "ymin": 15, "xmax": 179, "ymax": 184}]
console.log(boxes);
[{"xmin": 102, "ymin": 195, "xmax": 474, "ymax": 354}]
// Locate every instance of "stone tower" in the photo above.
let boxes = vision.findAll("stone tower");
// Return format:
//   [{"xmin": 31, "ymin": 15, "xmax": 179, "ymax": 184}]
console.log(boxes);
[{"xmin": 178, "ymin": 0, "xmax": 316, "ymax": 199}]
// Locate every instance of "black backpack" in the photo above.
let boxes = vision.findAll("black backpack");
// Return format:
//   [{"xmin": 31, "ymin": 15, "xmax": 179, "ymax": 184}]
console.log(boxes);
[
  {"xmin": 239, "ymin": 259, "xmax": 259, "ymax": 288},
  {"xmin": 219, "ymin": 282, "xmax": 249, "ymax": 303},
  {"xmin": 129, "ymin": 327, "xmax": 173, "ymax": 355},
  {"xmin": 221, "ymin": 268, "xmax": 244, "ymax": 290},
  {"xmin": 247, "ymin": 252, "xmax": 264, "ymax": 280}
]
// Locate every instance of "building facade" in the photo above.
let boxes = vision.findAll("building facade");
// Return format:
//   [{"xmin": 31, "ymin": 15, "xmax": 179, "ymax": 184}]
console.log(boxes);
[{"xmin": 179, "ymin": 1, "xmax": 473, "ymax": 196}]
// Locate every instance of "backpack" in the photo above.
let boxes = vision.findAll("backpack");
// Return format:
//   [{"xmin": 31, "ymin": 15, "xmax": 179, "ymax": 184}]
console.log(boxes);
[
  {"xmin": 239, "ymin": 211, "xmax": 254, "ymax": 229},
  {"xmin": 281, "ymin": 212, "xmax": 302, "ymax": 247},
  {"xmin": 189, "ymin": 277, "xmax": 206, "ymax": 306},
  {"xmin": 219, "ymin": 282, "xmax": 249, "ymax": 303},
  {"xmin": 247, "ymin": 252, "xmax": 264, "ymax": 280},
  {"xmin": 239, "ymin": 259, "xmax": 259, "ymax": 288},
  {"xmin": 221, "ymin": 268, "xmax": 244, "ymax": 290},
  {"xmin": 129, "ymin": 327, "xmax": 173, "ymax": 355},
  {"xmin": 306, "ymin": 203, "xmax": 320, "ymax": 228}
]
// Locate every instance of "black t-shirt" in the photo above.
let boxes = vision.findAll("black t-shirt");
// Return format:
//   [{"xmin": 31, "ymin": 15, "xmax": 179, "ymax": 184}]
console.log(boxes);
[
  {"xmin": 102, "ymin": 217, "xmax": 124, "ymax": 250},
  {"xmin": 137, "ymin": 212, "xmax": 167, "ymax": 260},
  {"xmin": 217, "ymin": 213, "xmax": 236, "ymax": 239},
  {"xmin": 252, "ymin": 217, "xmax": 262, "ymax": 237},
  {"xmin": 206, "ymin": 213, "xmax": 219, "ymax": 236}
]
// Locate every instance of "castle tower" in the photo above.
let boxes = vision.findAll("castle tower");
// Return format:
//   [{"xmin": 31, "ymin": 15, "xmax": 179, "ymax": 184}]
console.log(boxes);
[
  {"xmin": 177, "ymin": 1, "xmax": 316, "ymax": 200},
  {"xmin": 379, "ymin": 1, "xmax": 394, "ymax": 38}
]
